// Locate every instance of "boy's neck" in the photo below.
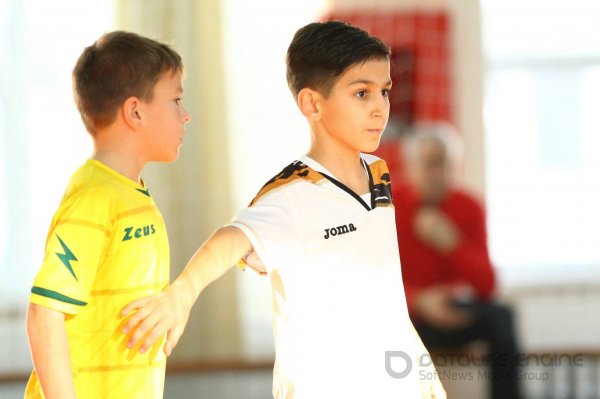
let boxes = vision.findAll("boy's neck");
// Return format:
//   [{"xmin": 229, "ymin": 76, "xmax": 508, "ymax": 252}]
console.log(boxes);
[
  {"xmin": 307, "ymin": 143, "xmax": 369, "ymax": 195},
  {"xmin": 92, "ymin": 149, "xmax": 145, "ymax": 184},
  {"xmin": 92, "ymin": 131, "xmax": 146, "ymax": 183}
]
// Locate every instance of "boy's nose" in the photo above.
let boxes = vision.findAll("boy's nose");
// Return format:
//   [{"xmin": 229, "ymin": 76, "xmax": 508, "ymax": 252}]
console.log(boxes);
[
  {"xmin": 182, "ymin": 107, "xmax": 192, "ymax": 123},
  {"xmin": 372, "ymin": 98, "xmax": 389, "ymax": 119}
]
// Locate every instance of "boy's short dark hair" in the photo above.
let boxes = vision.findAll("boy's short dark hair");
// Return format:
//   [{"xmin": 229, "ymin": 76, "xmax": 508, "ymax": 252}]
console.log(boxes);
[
  {"xmin": 73, "ymin": 31, "xmax": 183, "ymax": 135},
  {"xmin": 286, "ymin": 21, "xmax": 390, "ymax": 98}
]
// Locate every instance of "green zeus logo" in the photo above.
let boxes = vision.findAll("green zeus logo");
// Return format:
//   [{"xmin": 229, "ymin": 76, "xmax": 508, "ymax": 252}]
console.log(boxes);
[
  {"xmin": 122, "ymin": 224, "xmax": 156, "ymax": 241},
  {"xmin": 55, "ymin": 235, "xmax": 78, "ymax": 281}
]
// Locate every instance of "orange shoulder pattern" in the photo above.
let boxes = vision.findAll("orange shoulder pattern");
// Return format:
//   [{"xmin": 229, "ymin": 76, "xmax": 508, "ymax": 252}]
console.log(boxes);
[
  {"xmin": 368, "ymin": 158, "xmax": 394, "ymax": 208},
  {"xmin": 250, "ymin": 161, "xmax": 325, "ymax": 206}
]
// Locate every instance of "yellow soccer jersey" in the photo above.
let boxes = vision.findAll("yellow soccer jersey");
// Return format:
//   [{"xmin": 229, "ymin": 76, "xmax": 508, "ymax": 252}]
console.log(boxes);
[{"xmin": 25, "ymin": 159, "xmax": 169, "ymax": 399}]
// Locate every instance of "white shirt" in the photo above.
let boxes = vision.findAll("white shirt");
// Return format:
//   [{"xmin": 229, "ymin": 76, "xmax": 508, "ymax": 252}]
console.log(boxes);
[{"xmin": 230, "ymin": 154, "xmax": 421, "ymax": 398}]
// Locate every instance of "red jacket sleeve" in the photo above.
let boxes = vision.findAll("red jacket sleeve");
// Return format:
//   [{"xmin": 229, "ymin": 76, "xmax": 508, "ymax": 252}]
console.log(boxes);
[
  {"xmin": 442, "ymin": 191, "xmax": 496, "ymax": 299},
  {"xmin": 394, "ymin": 184, "xmax": 496, "ymax": 316}
]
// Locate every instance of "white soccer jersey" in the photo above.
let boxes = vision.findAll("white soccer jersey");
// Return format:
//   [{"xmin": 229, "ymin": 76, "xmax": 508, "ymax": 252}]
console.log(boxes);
[{"xmin": 230, "ymin": 154, "xmax": 421, "ymax": 398}]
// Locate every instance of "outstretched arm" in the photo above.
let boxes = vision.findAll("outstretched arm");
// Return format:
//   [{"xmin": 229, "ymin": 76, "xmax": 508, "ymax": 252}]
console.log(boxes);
[
  {"xmin": 26, "ymin": 303, "xmax": 77, "ymax": 399},
  {"xmin": 121, "ymin": 225, "xmax": 251, "ymax": 355}
]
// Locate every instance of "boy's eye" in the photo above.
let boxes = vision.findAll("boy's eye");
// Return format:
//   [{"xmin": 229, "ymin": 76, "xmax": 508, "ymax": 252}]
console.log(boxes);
[
  {"xmin": 175, "ymin": 98, "xmax": 183, "ymax": 104},
  {"xmin": 355, "ymin": 90, "xmax": 367, "ymax": 98},
  {"xmin": 382, "ymin": 89, "xmax": 390, "ymax": 97}
]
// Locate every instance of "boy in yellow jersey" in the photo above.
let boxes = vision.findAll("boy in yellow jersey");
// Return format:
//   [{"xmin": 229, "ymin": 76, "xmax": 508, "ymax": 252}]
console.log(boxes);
[
  {"xmin": 25, "ymin": 31, "xmax": 191, "ymax": 399},
  {"xmin": 121, "ymin": 21, "xmax": 445, "ymax": 398}
]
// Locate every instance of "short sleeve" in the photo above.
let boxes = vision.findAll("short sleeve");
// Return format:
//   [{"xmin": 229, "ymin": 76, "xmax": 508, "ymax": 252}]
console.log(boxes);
[
  {"xmin": 228, "ymin": 190, "xmax": 292, "ymax": 275},
  {"xmin": 30, "ymin": 188, "xmax": 114, "ymax": 315}
]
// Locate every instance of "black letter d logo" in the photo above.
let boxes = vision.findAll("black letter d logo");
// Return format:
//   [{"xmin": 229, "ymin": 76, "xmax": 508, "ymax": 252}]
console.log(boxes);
[{"xmin": 385, "ymin": 351, "xmax": 412, "ymax": 379}]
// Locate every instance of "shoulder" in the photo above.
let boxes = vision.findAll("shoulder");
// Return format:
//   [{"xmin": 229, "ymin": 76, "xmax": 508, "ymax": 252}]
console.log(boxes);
[
  {"xmin": 362, "ymin": 154, "xmax": 394, "ymax": 208},
  {"xmin": 57, "ymin": 164, "xmax": 124, "ymax": 222},
  {"xmin": 67, "ymin": 169, "xmax": 120, "ymax": 204},
  {"xmin": 249, "ymin": 160, "xmax": 326, "ymax": 206},
  {"xmin": 362, "ymin": 153, "xmax": 392, "ymax": 187},
  {"xmin": 361, "ymin": 153, "xmax": 388, "ymax": 171}
]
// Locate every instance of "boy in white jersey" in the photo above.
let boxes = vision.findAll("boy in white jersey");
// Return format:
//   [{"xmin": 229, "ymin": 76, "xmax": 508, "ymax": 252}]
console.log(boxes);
[
  {"xmin": 122, "ymin": 21, "xmax": 445, "ymax": 398},
  {"xmin": 25, "ymin": 31, "xmax": 191, "ymax": 399}
]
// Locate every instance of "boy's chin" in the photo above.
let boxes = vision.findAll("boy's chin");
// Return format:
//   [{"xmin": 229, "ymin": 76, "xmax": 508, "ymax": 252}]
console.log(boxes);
[
  {"xmin": 362, "ymin": 141, "xmax": 382, "ymax": 153},
  {"xmin": 155, "ymin": 152, "xmax": 180, "ymax": 163}
]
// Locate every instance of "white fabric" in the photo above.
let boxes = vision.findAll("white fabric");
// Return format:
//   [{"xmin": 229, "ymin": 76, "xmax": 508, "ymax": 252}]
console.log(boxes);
[{"xmin": 229, "ymin": 155, "xmax": 421, "ymax": 398}]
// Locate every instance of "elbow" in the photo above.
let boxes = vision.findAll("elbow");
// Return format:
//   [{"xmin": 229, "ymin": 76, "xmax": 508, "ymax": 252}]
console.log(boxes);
[
  {"xmin": 26, "ymin": 302, "xmax": 43, "ymax": 341},
  {"xmin": 26, "ymin": 303, "xmax": 65, "ymax": 339},
  {"xmin": 26, "ymin": 302, "xmax": 38, "ymax": 332}
]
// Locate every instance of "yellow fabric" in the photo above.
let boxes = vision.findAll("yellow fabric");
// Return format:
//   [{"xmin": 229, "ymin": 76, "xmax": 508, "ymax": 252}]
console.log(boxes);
[{"xmin": 25, "ymin": 159, "xmax": 169, "ymax": 399}]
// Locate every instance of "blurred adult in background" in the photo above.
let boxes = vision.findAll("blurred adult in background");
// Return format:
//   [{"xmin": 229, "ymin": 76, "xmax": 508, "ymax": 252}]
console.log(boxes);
[{"xmin": 393, "ymin": 123, "xmax": 521, "ymax": 399}]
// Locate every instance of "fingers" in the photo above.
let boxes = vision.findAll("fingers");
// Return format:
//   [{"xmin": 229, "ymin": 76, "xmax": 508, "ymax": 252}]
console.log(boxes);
[
  {"xmin": 428, "ymin": 305, "xmax": 472, "ymax": 329},
  {"xmin": 137, "ymin": 318, "xmax": 171, "ymax": 354},
  {"xmin": 431, "ymin": 378, "xmax": 446, "ymax": 399},
  {"xmin": 247, "ymin": 264, "xmax": 268, "ymax": 276},
  {"xmin": 446, "ymin": 308, "xmax": 472, "ymax": 328},
  {"xmin": 120, "ymin": 294, "xmax": 173, "ymax": 352},
  {"xmin": 121, "ymin": 299, "xmax": 155, "ymax": 335},
  {"xmin": 422, "ymin": 381, "xmax": 446, "ymax": 399},
  {"xmin": 120, "ymin": 293, "xmax": 186, "ymax": 355},
  {"xmin": 126, "ymin": 310, "xmax": 163, "ymax": 351},
  {"xmin": 422, "ymin": 384, "xmax": 433, "ymax": 399},
  {"xmin": 432, "ymin": 387, "xmax": 447, "ymax": 399},
  {"xmin": 120, "ymin": 295, "xmax": 157, "ymax": 336},
  {"xmin": 439, "ymin": 316, "xmax": 470, "ymax": 330},
  {"xmin": 164, "ymin": 325, "xmax": 184, "ymax": 356},
  {"xmin": 121, "ymin": 296, "xmax": 152, "ymax": 319}
]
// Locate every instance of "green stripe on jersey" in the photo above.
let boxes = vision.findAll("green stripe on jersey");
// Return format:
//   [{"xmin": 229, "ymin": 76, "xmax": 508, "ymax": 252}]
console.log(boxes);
[{"xmin": 31, "ymin": 286, "xmax": 87, "ymax": 306}]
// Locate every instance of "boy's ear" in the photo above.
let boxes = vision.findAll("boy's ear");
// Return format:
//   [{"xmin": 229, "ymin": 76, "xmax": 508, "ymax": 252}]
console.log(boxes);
[
  {"xmin": 297, "ymin": 88, "xmax": 321, "ymax": 120},
  {"xmin": 122, "ymin": 96, "xmax": 144, "ymax": 129}
]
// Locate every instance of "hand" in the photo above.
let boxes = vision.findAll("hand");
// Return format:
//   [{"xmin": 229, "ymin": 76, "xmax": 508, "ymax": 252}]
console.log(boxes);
[
  {"xmin": 411, "ymin": 323, "xmax": 447, "ymax": 399},
  {"xmin": 119, "ymin": 225, "xmax": 251, "ymax": 356},
  {"xmin": 414, "ymin": 207, "xmax": 459, "ymax": 253},
  {"xmin": 243, "ymin": 250, "xmax": 267, "ymax": 276},
  {"xmin": 121, "ymin": 288, "xmax": 191, "ymax": 356},
  {"xmin": 413, "ymin": 286, "xmax": 472, "ymax": 330},
  {"xmin": 420, "ymin": 373, "xmax": 447, "ymax": 399}
]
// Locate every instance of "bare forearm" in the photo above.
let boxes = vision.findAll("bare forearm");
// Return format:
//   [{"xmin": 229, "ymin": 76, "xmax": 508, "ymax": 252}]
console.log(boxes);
[
  {"xmin": 170, "ymin": 225, "xmax": 251, "ymax": 310},
  {"xmin": 26, "ymin": 303, "xmax": 76, "ymax": 399},
  {"xmin": 121, "ymin": 225, "xmax": 252, "ymax": 355}
]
